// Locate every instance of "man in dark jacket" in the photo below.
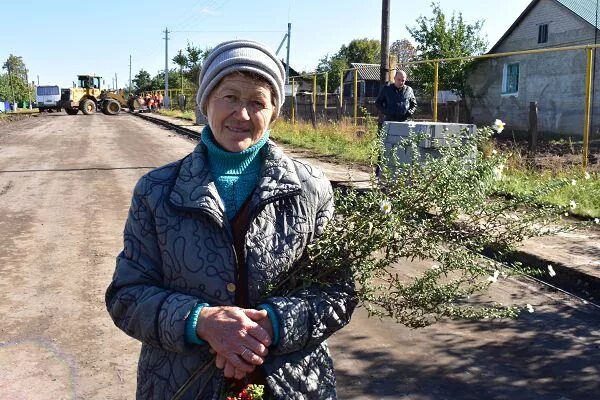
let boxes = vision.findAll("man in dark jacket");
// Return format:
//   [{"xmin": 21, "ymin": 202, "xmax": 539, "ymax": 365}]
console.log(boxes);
[{"xmin": 375, "ymin": 69, "xmax": 417, "ymax": 127}]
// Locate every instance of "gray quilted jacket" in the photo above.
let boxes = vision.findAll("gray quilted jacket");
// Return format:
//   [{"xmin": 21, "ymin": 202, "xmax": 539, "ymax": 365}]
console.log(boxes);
[{"xmin": 106, "ymin": 139, "xmax": 357, "ymax": 400}]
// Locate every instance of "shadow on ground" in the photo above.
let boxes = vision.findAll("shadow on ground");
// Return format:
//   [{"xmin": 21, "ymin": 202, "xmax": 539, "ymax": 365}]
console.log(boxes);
[{"xmin": 332, "ymin": 303, "xmax": 600, "ymax": 400}]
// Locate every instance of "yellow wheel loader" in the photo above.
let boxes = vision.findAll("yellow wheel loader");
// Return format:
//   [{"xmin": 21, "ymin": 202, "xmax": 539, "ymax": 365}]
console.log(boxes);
[{"xmin": 59, "ymin": 75, "xmax": 137, "ymax": 115}]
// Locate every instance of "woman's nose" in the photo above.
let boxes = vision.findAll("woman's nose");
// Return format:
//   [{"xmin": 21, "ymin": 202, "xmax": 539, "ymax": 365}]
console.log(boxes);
[{"xmin": 233, "ymin": 103, "xmax": 251, "ymax": 120}]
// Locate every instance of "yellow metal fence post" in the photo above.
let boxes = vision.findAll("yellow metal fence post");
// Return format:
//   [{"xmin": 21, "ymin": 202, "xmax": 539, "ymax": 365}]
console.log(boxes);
[
  {"xmin": 433, "ymin": 61, "xmax": 439, "ymax": 122},
  {"xmin": 353, "ymin": 69, "xmax": 358, "ymax": 125},
  {"xmin": 312, "ymin": 74, "xmax": 317, "ymax": 115},
  {"xmin": 583, "ymin": 47, "xmax": 593, "ymax": 168},
  {"xmin": 291, "ymin": 78, "xmax": 296, "ymax": 124},
  {"xmin": 324, "ymin": 72, "xmax": 328, "ymax": 110},
  {"xmin": 340, "ymin": 71, "xmax": 344, "ymax": 111}
]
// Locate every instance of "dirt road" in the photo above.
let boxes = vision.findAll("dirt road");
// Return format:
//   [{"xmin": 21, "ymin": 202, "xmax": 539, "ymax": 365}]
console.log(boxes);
[{"xmin": 0, "ymin": 113, "xmax": 598, "ymax": 399}]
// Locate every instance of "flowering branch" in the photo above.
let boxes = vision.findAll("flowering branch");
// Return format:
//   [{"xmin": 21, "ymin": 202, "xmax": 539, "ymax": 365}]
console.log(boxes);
[{"xmin": 266, "ymin": 123, "xmax": 565, "ymax": 328}]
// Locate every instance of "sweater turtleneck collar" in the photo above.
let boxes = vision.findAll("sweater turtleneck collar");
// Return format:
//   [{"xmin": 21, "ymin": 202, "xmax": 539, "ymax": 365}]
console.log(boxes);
[{"xmin": 201, "ymin": 126, "xmax": 269, "ymax": 174}]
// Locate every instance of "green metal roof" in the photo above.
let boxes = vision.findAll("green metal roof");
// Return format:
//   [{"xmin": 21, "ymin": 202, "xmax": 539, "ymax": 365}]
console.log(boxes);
[
  {"xmin": 347, "ymin": 63, "xmax": 381, "ymax": 82},
  {"xmin": 490, "ymin": 0, "xmax": 600, "ymax": 53},
  {"xmin": 557, "ymin": 0, "xmax": 599, "ymax": 27}
]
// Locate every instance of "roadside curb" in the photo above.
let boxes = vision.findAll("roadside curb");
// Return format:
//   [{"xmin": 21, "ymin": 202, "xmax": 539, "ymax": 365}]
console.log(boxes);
[{"xmin": 509, "ymin": 249, "xmax": 600, "ymax": 302}]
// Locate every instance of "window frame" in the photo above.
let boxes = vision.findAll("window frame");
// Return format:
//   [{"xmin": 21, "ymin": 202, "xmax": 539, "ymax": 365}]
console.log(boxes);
[
  {"xmin": 538, "ymin": 23, "xmax": 549, "ymax": 43},
  {"xmin": 501, "ymin": 62, "xmax": 520, "ymax": 96}
]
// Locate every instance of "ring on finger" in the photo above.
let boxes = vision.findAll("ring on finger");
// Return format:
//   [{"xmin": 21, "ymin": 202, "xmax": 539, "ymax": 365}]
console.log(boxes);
[{"xmin": 240, "ymin": 347, "xmax": 250, "ymax": 359}]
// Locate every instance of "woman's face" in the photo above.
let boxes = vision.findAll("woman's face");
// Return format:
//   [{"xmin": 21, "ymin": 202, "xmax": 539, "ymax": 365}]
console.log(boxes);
[{"xmin": 206, "ymin": 73, "xmax": 274, "ymax": 152}]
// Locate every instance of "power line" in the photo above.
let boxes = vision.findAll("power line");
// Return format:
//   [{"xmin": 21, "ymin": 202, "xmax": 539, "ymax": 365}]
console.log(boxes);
[{"xmin": 171, "ymin": 30, "xmax": 285, "ymax": 33}]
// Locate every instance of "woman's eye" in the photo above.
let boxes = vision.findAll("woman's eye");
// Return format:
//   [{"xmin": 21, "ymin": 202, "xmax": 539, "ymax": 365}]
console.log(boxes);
[
  {"xmin": 252, "ymin": 101, "xmax": 265, "ymax": 109},
  {"xmin": 223, "ymin": 94, "xmax": 237, "ymax": 102}
]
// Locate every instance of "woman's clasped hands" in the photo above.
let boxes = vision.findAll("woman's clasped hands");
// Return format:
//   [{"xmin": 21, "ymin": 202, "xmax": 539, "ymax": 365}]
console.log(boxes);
[{"xmin": 197, "ymin": 306, "xmax": 274, "ymax": 379}]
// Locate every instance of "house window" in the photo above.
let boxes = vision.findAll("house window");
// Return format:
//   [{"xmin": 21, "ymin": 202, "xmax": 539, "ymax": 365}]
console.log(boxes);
[
  {"xmin": 502, "ymin": 63, "xmax": 519, "ymax": 94},
  {"xmin": 538, "ymin": 24, "xmax": 548, "ymax": 43}
]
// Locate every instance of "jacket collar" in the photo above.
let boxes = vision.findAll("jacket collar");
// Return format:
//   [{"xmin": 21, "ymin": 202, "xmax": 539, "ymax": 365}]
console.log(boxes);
[{"xmin": 168, "ymin": 139, "xmax": 302, "ymax": 220}]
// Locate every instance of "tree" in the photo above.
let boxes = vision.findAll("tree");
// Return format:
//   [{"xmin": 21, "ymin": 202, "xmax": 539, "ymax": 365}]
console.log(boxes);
[
  {"xmin": 315, "ymin": 53, "xmax": 348, "ymax": 93},
  {"xmin": 390, "ymin": 39, "xmax": 416, "ymax": 65},
  {"xmin": 1, "ymin": 54, "xmax": 33, "ymax": 103},
  {"xmin": 407, "ymin": 2, "xmax": 487, "ymax": 103},
  {"xmin": 3, "ymin": 54, "xmax": 28, "ymax": 80},
  {"xmin": 173, "ymin": 50, "xmax": 188, "ymax": 91},
  {"xmin": 185, "ymin": 42, "xmax": 205, "ymax": 88},
  {"xmin": 316, "ymin": 38, "xmax": 380, "ymax": 92},
  {"xmin": 133, "ymin": 69, "xmax": 152, "ymax": 93},
  {"xmin": 151, "ymin": 69, "xmax": 190, "ymax": 91},
  {"xmin": 339, "ymin": 39, "xmax": 380, "ymax": 65}
]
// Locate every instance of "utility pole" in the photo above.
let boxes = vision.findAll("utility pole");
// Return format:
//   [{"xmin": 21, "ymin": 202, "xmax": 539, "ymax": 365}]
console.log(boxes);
[
  {"xmin": 380, "ymin": 0, "xmax": 390, "ymax": 87},
  {"xmin": 164, "ymin": 27, "xmax": 170, "ymax": 108},
  {"xmin": 286, "ymin": 23, "xmax": 291, "ymax": 84},
  {"xmin": 129, "ymin": 55, "xmax": 132, "ymax": 94}
]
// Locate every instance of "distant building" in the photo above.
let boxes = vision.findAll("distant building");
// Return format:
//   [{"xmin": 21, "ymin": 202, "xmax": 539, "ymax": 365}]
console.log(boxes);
[
  {"xmin": 281, "ymin": 61, "xmax": 313, "ymax": 94},
  {"xmin": 342, "ymin": 63, "xmax": 382, "ymax": 98},
  {"xmin": 468, "ymin": 0, "xmax": 600, "ymax": 135}
]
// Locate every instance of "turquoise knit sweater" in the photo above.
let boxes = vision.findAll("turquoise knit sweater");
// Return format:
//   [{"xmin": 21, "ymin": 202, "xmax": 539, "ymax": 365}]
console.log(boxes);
[{"xmin": 201, "ymin": 127, "xmax": 269, "ymax": 220}]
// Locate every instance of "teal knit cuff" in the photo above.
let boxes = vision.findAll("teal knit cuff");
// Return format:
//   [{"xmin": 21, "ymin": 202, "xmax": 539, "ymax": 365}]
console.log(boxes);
[
  {"xmin": 185, "ymin": 303, "xmax": 209, "ymax": 345},
  {"xmin": 258, "ymin": 303, "xmax": 280, "ymax": 346}
]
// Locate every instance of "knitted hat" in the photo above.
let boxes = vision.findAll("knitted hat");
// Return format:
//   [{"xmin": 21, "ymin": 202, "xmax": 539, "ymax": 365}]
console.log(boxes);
[{"xmin": 196, "ymin": 40, "xmax": 285, "ymax": 118}]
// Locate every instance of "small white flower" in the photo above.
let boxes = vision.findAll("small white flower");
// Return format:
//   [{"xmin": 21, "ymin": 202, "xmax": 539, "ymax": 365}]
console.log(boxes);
[
  {"xmin": 407, "ymin": 121, "xmax": 416, "ymax": 129},
  {"xmin": 569, "ymin": 200, "xmax": 577, "ymax": 210},
  {"xmin": 431, "ymin": 264, "xmax": 440, "ymax": 270},
  {"xmin": 564, "ymin": 212, "xmax": 569, "ymax": 217},
  {"xmin": 547, "ymin": 264, "xmax": 556, "ymax": 277},
  {"xmin": 492, "ymin": 119, "xmax": 506, "ymax": 133},
  {"xmin": 526, "ymin": 304, "xmax": 535, "ymax": 313},
  {"xmin": 594, "ymin": 218, "xmax": 599, "ymax": 224},
  {"xmin": 571, "ymin": 179, "xmax": 577, "ymax": 186},
  {"xmin": 379, "ymin": 200, "xmax": 392, "ymax": 214},
  {"xmin": 492, "ymin": 149, "xmax": 498, "ymax": 155},
  {"xmin": 487, "ymin": 270, "xmax": 500, "ymax": 283},
  {"xmin": 584, "ymin": 171, "xmax": 591, "ymax": 180}
]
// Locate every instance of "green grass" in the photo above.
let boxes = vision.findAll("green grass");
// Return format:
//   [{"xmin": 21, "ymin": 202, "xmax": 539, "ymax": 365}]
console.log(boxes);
[
  {"xmin": 157, "ymin": 109, "xmax": 195, "ymax": 121},
  {"xmin": 499, "ymin": 168, "xmax": 600, "ymax": 218},
  {"xmin": 270, "ymin": 119, "xmax": 377, "ymax": 164}
]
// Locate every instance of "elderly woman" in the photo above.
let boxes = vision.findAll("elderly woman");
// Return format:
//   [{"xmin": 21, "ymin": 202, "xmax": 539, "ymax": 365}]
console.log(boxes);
[{"xmin": 106, "ymin": 40, "xmax": 357, "ymax": 399}]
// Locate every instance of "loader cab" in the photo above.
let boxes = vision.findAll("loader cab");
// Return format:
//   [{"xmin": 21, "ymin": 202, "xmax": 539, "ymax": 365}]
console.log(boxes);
[{"xmin": 77, "ymin": 75, "xmax": 102, "ymax": 90}]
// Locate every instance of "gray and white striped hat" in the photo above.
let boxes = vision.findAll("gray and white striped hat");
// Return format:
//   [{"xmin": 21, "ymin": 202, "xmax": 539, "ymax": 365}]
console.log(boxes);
[{"xmin": 196, "ymin": 40, "xmax": 285, "ymax": 118}]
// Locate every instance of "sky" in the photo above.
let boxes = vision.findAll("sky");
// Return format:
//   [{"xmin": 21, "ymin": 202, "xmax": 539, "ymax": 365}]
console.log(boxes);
[{"xmin": 0, "ymin": 0, "xmax": 533, "ymax": 89}]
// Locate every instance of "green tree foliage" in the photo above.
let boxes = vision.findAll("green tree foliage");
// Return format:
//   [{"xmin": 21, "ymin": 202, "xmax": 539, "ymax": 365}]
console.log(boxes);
[
  {"xmin": 185, "ymin": 42, "xmax": 206, "ymax": 87},
  {"xmin": 173, "ymin": 50, "xmax": 189, "ymax": 92},
  {"xmin": 407, "ymin": 2, "xmax": 487, "ymax": 99},
  {"xmin": 3, "ymin": 54, "xmax": 28, "ymax": 80},
  {"xmin": 316, "ymin": 38, "xmax": 380, "ymax": 93},
  {"xmin": 151, "ymin": 69, "xmax": 191, "ymax": 92},
  {"xmin": 0, "ymin": 54, "xmax": 34, "ymax": 103},
  {"xmin": 133, "ymin": 69, "xmax": 153, "ymax": 93}
]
